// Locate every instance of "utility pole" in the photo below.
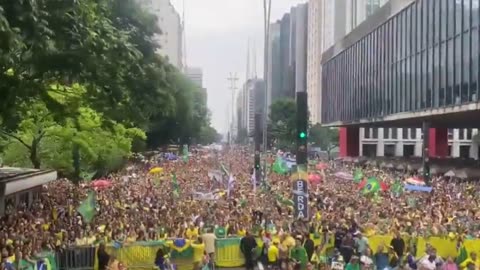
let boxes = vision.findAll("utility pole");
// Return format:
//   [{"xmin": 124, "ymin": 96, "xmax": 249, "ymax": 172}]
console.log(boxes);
[
  {"xmin": 422, "ymin": 121, "xmax": 431, "ymax": 185},
  {"xmin": 227, "ymin": 73, "xmax": 238, "ymax": 145},
  {"xmin": 262, "ymin": 0, "xmax": 272, "ymax": 182},
  {"xmin": 293, "ymin": 4, "xmax": 309, "ymax": 221}
]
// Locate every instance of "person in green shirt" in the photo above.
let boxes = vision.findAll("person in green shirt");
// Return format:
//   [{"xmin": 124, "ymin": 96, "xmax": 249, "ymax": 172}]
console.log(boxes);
[
  {"xmin": 290, "ymin": 238, "xmax": 308, "ymax": 270},
  {"xmin": 345, "ymin": 256, "xmax": 360, "ymax": 270}
]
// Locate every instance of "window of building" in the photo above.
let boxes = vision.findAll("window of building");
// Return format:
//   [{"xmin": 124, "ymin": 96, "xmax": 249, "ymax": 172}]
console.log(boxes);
[
  {"xmin": 410, "ymin": 128, "xmax": 417, "ymax": 139},
  {"xmin": 459, "ymin": 128, "xmax": 465, "ymax": 140},
  {"xmin": 402, "ymin": 128, "xmax": 408, "ymax": 139},
  {"xmin": 365, "ymin": 128, "xmax": 371, "ymax": 139},
  {"xmin": 372, "ymin": 128, "xmax": 378, "ymax": 139},
  {"xmin": 448, "ymin": 128, "xmax": 454, "ymax": 140},
  {"xmin": 391, "ymin": 128, "xmax": 397, "ymax": 139},
  {"xmin": 467, "ymin": 128, "xmax": 473, "ymax": 140}
]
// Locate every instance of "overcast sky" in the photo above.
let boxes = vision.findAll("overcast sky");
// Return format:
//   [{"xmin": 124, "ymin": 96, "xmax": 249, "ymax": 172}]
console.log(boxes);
[{"xmin": 170, "ymin": 0, "xmax": 307, "ymax": 134}]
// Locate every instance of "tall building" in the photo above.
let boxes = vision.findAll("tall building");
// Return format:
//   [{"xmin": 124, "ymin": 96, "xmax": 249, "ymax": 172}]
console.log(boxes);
[
  {"xmin": 185, "ymin": 67, "xmax": 203, "ymax": 88},
  {"xmin": 305, "ymin": 0, "xmax": 388, "ymax": 125},
  {"xmin": 139, "ymin": 0, "xmax": 183, "ymax": 69},
  {"xmin": 266, "ymin": 3, "xmax": 308, "ymax": 112},
  {"xmin": 307, "ymin": 0, "xmax": 323, "ymax": 123},
  {"xmin": 320, "ymin": 0, "xmax": 479, "ymax": 159},
  {"xmin": 267, "ymin": 23, "xmax": 281, "ymax": 110},
  {"xmin": 236, "ymin": 79, "xmax": 265, "ymax": 136}
]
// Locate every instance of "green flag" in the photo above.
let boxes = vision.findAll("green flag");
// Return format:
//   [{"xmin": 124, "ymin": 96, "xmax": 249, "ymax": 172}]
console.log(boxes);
[
  {"xmin": 220, "ymin": 163, "xmax": 229, "ymax": 176},
  {"xmin": 182, "ymin": 145, "xmax": 189, "ymax": 162},
  {"xmin": 353, "ymin": 169, "xmax": 363, "ymax": 183},
  {"xmin": 275, "ymin": 193, "xmax": 294, "ymax": 206},
  {"xmin": 272, "ymin": 157, "xmax": 288, "ymax": 175},
  {"xmin": 172, "ymin": 173, "xmax": 180, "ymax": 197},
  {"xmin": 391, "ymin": 179, "xmax": 404, "ymax": 196},
  {"xmin": 77, "ymin": 191, "xmax": 96, "ymax": 223},
  {"xmin": 456, "ymin": 245, "xmax": 468, "ymax": 265}
]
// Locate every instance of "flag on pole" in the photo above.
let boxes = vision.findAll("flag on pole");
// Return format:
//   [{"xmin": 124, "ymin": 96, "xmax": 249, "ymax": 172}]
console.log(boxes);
[
  {"xmin": 353, "ymin": 169, "xmax": 363, "ymax": 183},
  {"xmin": 227, "ymin": 174, "xmax": 235, "ymax": 198},
  {"xmin": 362, "ymin": 177, "xmax": 381, "ymax": 195},
  {"xmin": 221, "ymin": 163, "xmax": 229, "ymax": 176},
  {"xmin": 272, "ymin": 157, "xmax": 288, "ymax": 175},
  {"xmin": 456, "ymin": 245, "xmax": 468, "ymax": 265},
  {"xmin": 251, "ymin": 169, "xmax": 256, "ymax": 193},
  {"xmin": 172, "ymin": 173, "xmax": 180, "ymax": 197},
  {"xmin": 77, "ymin": 191, "xmax": 96, "ymax": 223},
  {"xmin": 391, "ymin": 179, "xmax": 404, "ymax": 196},
  {"xmin": 182, "ymin": 145, "xmax": 189, "ymax": 162}
]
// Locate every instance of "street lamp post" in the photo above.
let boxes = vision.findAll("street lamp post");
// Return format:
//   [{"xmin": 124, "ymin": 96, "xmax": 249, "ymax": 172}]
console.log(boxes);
[{"xmin": 262, "ymin": 0, "xmax": 272, "ymax": 182}]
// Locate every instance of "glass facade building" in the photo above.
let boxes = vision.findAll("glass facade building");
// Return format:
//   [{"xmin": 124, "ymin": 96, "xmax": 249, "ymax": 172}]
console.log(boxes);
[{"xmin": 322, "ymin": 0, "xmax": 480, "ymax": 124}]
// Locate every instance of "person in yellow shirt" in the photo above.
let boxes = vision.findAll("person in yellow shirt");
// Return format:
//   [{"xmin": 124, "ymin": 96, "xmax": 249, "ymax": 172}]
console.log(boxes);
[
  {"xmin": 191, "ymin": 237, "xmax": 205, "ymax": 270},
  {"xmin": 268, "ymin": 240, "xmax": 280, "ymax": 268},
  {"xmin": 460, "ymin": 252, "xmax": 479, "ymax": 270},
  {"xmin": 185, "ymin": 224, "xmax": 199, "ymax": 240}
]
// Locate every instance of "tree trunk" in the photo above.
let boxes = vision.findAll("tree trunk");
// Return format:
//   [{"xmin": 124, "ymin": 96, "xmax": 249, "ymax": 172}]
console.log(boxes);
[
  {"xmin": 72, "ymin": 118, "xmax": 81, "ymax": 183},
  {"xmin": 30, "ymin": 139, "xmax": 41, "ymax": 169}
]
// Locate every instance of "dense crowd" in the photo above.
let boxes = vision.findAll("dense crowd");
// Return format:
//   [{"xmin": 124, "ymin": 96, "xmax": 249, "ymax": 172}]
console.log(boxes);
[{"xmin": 1, "ymin": 146, "xmax": 480, "ymax": 270}]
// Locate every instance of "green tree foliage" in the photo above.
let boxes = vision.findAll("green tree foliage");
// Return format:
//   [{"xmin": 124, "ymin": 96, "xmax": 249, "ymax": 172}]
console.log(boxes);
[
  {"xmin": 0, "ymin": 0, "xmax": 214, "ymax": 178},
  {"xmin": 309, "ymin": 123, "xmax": 339, "ymax": 158},
  {"xmin": 197, "ymin": 125, "xmax": 221, "ymax": 145},
  {"xmin": 269, "ymin": 98, "xmax": 297, "ymax": 149}
]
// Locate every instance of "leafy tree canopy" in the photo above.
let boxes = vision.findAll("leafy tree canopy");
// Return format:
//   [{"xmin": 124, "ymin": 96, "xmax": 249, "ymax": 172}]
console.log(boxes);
[
  {"xmin": 0, "ymin": 0, "xmax": 214, "ymax": 179},
  {"xmin": 269, "ymin": 98, "xmax": 297, "ymax": 149},
  {"xmin": 309, "ymin": 123, "xmax": 339, "ymax": 157}
]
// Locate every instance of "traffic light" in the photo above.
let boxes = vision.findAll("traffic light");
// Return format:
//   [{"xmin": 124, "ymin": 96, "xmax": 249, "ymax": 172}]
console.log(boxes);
[
  {"xmin": 254, "ymin": 113, "xmax": 262, "ymax": 183},
  {"xmin": 255, "ymin": 154, "xmax": 261, "ymax": 170},
  {"xmin": 296, "ymin": 92, "xmax": 308, "ymax": 165}
]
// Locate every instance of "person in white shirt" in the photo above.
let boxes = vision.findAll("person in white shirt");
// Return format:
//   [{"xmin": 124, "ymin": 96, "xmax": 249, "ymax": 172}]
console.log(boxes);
[
  {"xmin": 418, "ymin": 255, "xmax": 437, "ymax": 270},
  {"xmin": 360, "ymin": 249, "xmax": 374, "ymax": 270}
]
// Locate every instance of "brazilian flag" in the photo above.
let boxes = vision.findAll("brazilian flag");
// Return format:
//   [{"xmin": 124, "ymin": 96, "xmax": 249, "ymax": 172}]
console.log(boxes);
[
  {"xmin": 77, "ymin": 191, "xmax": 96, "ymax": 223},
  {"xmin": 362, "ymin": 177, "xmax": 380, "ymax": 195}
]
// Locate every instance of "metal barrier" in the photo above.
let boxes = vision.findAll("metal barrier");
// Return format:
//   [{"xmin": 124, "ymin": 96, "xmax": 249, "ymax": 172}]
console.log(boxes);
[{"xmin": 56, "ymin": 247, "xmax": 96, "ymax": 270}]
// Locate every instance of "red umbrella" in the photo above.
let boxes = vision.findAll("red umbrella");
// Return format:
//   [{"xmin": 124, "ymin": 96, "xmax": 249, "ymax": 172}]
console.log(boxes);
[
  {"xmin": 308, "ymin": 174, "xmax": 322, "ymax": 186},
  {"xmin": 91, "ymin": 179, "xmax": 112, "ymax": 189},
  {"xmin": 316, "ymin": 162, "xmax": 328, "ymax": 170}
]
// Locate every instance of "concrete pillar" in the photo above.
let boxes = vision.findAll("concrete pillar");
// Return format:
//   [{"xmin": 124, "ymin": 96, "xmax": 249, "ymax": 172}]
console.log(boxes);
[
  {"xmin": 470, "ymin": 144, "xmax": 479, "ymax": 159},
  {"xmin": 359, "ymin": 128, "xmax": 365, "ymax": 156},
  {"xmin": 339, "ymin": 127, "xmax": 360, "ymax": 157},
  {"xmin": 428, "ymin": 128, "xmax": 448, "ymax": 158},
  {"xmin": 376, "ymin": 128, "xmax": 385, "ymax": 157},
  {"xmin": 414, "ymin": 141, "xmax": 422, "ymax": 157},
  {"xmin": 395, "ymin": 128, "xmax": 404, "ymax": 156},
  {"xmin": 471, "ymin": 129, "xmax": 479, "ymax": 159}
]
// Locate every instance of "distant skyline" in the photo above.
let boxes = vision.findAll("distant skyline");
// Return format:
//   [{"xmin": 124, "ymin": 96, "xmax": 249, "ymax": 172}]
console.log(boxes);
[{"xmin": 170, "ymin": 0, "xmax": 307, "ymax": 134}]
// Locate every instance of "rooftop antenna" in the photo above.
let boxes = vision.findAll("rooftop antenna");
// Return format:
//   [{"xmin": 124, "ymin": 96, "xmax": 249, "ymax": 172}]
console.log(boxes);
[
  {"xmin": 246, "ymin": 38, "xmax": 251, "ymax": 81},
  {"xmin": 182, "ymin": 0, "xmax": 187, "ymax": 70},
  {"xmin": 252, "ymin": 39, "xmax": 257, "ymax": 79}
]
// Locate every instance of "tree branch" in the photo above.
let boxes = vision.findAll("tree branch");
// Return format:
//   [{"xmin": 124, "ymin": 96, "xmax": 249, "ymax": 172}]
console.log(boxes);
[{"xmin": 0, "ymin": 130, "xmax": 32, "ymax": 150}]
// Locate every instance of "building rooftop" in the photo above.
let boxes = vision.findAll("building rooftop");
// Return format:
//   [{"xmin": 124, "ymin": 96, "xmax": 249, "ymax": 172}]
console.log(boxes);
[{"xmin": 0, "ymin": 167, "xmax": 42, "ymax": 182}]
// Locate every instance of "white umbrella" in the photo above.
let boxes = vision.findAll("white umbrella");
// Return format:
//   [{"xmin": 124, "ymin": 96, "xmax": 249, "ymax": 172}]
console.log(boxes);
[{"xmin": 444, "ymin": 170, "xmax": 455, "ymax": 177}]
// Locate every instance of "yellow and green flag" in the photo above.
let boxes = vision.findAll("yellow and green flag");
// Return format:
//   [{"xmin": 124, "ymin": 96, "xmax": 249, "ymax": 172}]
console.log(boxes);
[{"xmin": 77, "ymin": 191, "xmax": 96, "ymax": 223}]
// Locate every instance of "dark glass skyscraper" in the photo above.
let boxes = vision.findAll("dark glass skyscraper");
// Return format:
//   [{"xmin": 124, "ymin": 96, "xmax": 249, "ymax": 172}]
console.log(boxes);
[{"xmin": 322, "ymin": 0, "xmax": 480, "ymax": 124}]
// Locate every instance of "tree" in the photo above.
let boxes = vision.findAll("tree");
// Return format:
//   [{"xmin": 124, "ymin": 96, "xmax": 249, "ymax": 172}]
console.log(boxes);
[
  {"xmin": 197, "ymin": 126, "xmax": 221, "ymax": 145},
  {"xmin": 309, "ymin": 123, "xmax": 339, "ymax": 158},
  {"xmin": 0, "ymin": 0, "xmax": 211, "ymax": 178},
  {"xmin": 269, "ymin": 98, "xmax": 296, "ymax": 149},
  {"xmin": 0, "ymin": 102, "xmax": 58, "ymax": 168}
]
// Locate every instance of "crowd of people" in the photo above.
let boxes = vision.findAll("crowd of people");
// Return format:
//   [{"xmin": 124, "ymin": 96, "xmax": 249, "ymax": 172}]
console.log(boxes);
[{"xmin": 0, "ymin": 145, "xmax": 480, "ymax": 270}]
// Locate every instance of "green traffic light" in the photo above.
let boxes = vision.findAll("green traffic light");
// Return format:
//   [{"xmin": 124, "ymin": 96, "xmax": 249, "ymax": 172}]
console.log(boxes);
[{"xmin": 299, "ymin": 132, "xmax": 306, "ymax": 139}]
